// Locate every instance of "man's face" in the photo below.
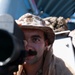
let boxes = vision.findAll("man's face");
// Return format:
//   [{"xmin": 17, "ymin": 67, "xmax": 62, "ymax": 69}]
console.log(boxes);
[{"xmin": 22, "ymin": 29, "xmax": 48, "ymax": 64}]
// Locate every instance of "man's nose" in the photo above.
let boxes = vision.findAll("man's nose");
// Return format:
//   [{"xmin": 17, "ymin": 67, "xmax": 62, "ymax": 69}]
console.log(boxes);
[{"xmin": 24, "ymin": 40, "xmax": 32, "ymax": 51}]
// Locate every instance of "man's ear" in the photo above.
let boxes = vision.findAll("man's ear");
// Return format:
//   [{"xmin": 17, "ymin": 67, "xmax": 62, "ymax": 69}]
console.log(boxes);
[
  {"xmin": 45, "ymin": 40, "xmax": 48, "ymax": 46},
  {"xmin": 45, "ymin": 40, "xmax": 53, "ymax": 51}
]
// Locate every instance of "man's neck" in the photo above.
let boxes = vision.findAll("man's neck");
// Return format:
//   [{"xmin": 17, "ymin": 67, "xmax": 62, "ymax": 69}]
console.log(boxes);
[{"xmin": 23, "ymin": 56, "xmax": 43, "ymax": 75}]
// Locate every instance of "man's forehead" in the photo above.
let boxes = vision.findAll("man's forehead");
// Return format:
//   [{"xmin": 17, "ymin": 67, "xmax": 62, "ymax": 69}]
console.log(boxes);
[
  {"xmin": 23, "ymin": 29, "xmax": 44, "ymax": 38},
  {"xmin": 22, "ymin": 28, "xmax": 44, "ymax": 33}
]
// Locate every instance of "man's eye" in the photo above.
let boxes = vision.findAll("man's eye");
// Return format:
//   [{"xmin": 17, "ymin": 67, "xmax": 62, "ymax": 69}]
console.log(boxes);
[{"xmin": 32, "ymin": 37, "xmax": 40, "ymax": 42}]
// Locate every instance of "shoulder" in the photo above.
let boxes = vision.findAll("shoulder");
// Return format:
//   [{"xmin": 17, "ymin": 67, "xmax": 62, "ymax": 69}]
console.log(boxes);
[{"xmin": 54, "ymin": 56, "xmax": 75, "ymax": 75}]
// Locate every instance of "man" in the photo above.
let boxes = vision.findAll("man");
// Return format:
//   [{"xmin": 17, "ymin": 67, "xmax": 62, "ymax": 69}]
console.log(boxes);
[{"xmin": 14, "ymin": 13, "xmax": 75, "ymax": 75}]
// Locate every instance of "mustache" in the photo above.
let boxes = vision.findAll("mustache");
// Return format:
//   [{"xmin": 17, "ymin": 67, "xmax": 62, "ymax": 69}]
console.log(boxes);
[{"xmin": 25, "ymin": 50, "xmax": 37, "ymax": 56}]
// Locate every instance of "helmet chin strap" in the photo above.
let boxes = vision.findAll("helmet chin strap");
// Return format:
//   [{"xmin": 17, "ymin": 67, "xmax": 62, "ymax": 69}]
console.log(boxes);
[{"xmin": 46, "ymin": 44, "xmax": 52, "ymax": 51}]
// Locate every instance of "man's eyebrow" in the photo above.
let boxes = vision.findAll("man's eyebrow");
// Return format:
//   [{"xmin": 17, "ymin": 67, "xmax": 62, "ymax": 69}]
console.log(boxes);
[{"xmin": 31, "ymin": 35, "xmax": 41, "ymax": 38}]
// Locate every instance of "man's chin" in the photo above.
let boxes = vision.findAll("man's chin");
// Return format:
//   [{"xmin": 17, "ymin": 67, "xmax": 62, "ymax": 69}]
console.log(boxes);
[
  {"xmin": 24, "ymin": 56, "xmax": 34, "ymax": 63},
  {"xmin": 24, "ymin": 56, "xmax": 38, "ymax": 64}
]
